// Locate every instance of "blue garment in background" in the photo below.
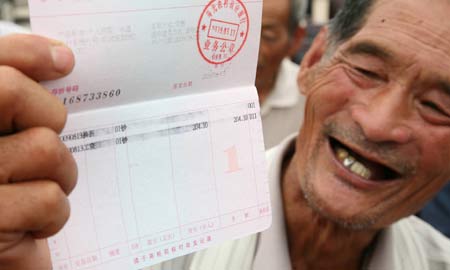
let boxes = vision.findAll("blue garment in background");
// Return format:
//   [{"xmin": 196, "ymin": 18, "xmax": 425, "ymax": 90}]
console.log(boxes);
[{"xmin": 420, "ymin": 183, "xmax": 450, "ymax": 238}]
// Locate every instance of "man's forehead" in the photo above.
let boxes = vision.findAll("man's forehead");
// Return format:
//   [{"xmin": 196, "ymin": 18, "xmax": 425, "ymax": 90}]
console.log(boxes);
[
  {"xmin": 366, "ymin": 0, "xmax": 450, "ymax": 28},
  {"xmin": 346, "ymin": 0, "xmax": 450, "ymax": 62}
]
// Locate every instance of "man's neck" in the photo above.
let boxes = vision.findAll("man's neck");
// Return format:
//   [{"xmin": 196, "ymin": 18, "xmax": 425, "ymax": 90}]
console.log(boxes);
[{"xmin": 281, "ymin": 153, "xmax": 379, "ymax": 270}]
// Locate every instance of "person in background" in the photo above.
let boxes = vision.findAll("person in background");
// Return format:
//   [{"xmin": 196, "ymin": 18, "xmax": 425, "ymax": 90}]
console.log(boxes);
[{"xmin": 257, "ymin": 0, "xmax": 308, "ymax": 149}]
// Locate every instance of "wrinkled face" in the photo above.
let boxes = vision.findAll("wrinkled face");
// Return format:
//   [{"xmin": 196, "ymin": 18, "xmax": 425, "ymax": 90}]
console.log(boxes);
[
  {"xmin": 256, "ymin": 0, "xmax": 292, "ymax": 99},
  {"xmin": 297, "ymin": 0, "xmax": 450, "ymax": 229}
]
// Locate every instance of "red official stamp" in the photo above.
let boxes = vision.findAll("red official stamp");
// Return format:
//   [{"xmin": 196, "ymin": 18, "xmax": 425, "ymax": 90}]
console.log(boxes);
[{"xmin": 197, "ymin": 0, "xmax": 249, "ymax": 65}]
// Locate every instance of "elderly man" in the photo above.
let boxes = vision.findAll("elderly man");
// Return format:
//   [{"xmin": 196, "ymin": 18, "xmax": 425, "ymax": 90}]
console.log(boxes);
[
  {"xmin": 257, "ymin": 0, "xmax": 307, "ymax": 148},
  {"xmin": 0, "ymin": 0, "xmax": 450, "ymax": 269}
]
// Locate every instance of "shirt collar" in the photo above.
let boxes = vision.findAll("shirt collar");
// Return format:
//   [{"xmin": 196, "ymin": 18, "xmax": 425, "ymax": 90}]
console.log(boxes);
[
  {"xmin": 260, "ymin": 59, "xmax": 301, "ymax": 116},
  {"xmin": 252, "ymin": 134, "xmax": 297, "ymax": 270},
  {"xmin": 367, "ymin": 218, "xmax": 428, "ymax": 270}
]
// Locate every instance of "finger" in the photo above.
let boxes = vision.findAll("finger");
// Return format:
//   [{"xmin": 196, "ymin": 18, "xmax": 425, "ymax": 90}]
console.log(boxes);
[
  {"xmin": 0, "ymin": 34, "xmax": 74, "ymax": 81},
  {"xmin": 0, "ymin": 181, "xmax": 70, "ymax": 238},
  {"xmin": 0, "ymin": 236, "xmax": 52, "ymax": 270},
  {"xmin": 0, "ymin": 127, "xmax": 77, "ymax": 194},
  {"xmin": 0, "ymin": 66, "xmax": 68, "ymax": 134}
]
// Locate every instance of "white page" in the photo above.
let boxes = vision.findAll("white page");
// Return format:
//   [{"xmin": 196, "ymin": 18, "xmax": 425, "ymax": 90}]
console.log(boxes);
[
  {"xmin": 29, "ymin": 0, "xmax": 261, "ymax": 113},
  {"xmin": 29, "ymin": 1, "xmax": 271, "ymax": 269}
]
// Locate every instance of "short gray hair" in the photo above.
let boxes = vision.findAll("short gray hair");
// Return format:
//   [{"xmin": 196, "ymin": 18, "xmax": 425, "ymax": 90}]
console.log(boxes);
[
  {"xmin": 289, "ymin": 0, "xmax": 309, "ymax": 32},
  {"xmin": 328, "ymin": 0, "xmax": 375, "ymax": 45}
]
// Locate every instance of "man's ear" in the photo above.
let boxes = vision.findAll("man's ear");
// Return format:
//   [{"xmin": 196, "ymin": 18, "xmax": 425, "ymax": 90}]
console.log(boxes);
[
  {"xmin": 298, "ymin": 27, "xmax": 329, "ymax": 95},
  {"xmin": 288, "ymin": 26, "xmax": 306, "ymax": 57}
]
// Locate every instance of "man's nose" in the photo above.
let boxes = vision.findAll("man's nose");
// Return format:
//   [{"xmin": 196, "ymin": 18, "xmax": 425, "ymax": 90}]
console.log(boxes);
[{"xmin": 350, "ymin": 86, "xmax": 413, "ymax": 144}]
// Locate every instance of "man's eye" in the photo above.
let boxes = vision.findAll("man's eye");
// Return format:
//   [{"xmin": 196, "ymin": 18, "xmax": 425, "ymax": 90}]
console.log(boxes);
[
  {"xmin": 345, "ymin": 65, "xmax": 386, "ymax": 89},
  {"xmin": 354, "ymin": 67, "xmax": 381, "ymax": 80},
  {"xmin": 421, "ymin": 101, "xmax": 450, "ymax": 117}
]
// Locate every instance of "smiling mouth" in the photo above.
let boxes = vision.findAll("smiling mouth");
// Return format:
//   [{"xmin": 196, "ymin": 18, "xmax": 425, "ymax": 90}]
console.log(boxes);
[{"xmin": 330, "ymin": 137, "xmax": 401, "ymax": 181}]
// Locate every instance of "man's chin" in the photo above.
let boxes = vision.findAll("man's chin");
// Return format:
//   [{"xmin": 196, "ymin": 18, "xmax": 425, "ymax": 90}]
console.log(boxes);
[{"xmin": 301, "ymin": 178, "xmax": 380, "ymax": 231}]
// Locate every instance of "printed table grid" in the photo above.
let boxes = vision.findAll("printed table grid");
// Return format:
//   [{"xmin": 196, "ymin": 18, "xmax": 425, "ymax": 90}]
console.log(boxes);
[{"xmin": 50, "ymin": 99, "xmax": 270, "ymax": 270}]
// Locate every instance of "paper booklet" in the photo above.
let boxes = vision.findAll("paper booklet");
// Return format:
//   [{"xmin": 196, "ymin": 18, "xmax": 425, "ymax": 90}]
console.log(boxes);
[{"xmin": 28, "ymin": 1, "xmax": 271, "ymax": 269}]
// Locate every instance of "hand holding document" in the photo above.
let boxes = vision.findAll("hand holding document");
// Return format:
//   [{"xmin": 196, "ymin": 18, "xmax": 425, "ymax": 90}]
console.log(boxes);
[{"xmin": 29, "ymin": 0, "xmax": 270, "ymax": 269}]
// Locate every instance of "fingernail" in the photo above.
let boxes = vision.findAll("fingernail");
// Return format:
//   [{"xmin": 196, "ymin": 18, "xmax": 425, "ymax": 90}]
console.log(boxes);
[{"xmin": 51, "ymin": 44, "xmax": 73, "ymax": 73}]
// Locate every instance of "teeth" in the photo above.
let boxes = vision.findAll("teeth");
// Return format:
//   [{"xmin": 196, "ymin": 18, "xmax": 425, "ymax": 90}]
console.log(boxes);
[
  {"xmin": 350, "ymin": 161, "xmax": 372, "ymax": 179},
  {"xmin": 343, "ymin": 156, "xmax": 355, "ymax": 167},
  {"xmin": 336, "ymin": 147, "xmax": 372, "ymax": 179},
  {"xmin": 336, "ymin": 148, "xmax": 349, "ymax": 161}
]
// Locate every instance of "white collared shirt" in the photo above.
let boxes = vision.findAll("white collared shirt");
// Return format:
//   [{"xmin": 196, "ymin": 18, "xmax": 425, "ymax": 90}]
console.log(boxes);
[
  {"xmin": 251, "ymin": 135, "xmax": 295, "ymax": 270},
  {"xmin": 0, "ymin": 21, "xmax": 29, "ymax": 36},
  {"xmin": 259, "ymin": 59, "xmax": 305, "ymax": 149},
  {"xmin": 260, "ymin": 59, "xmax": 301, "ymax": 117}
]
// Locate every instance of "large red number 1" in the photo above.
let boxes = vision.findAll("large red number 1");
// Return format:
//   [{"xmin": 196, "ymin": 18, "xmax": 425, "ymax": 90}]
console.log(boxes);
[{"xmin": 225, "ymin": 145, "xmax": 241, "ymax": 173}]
